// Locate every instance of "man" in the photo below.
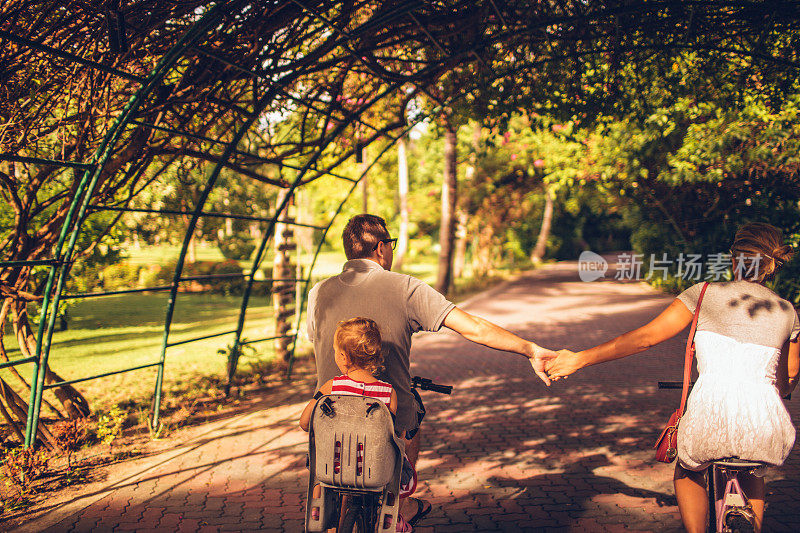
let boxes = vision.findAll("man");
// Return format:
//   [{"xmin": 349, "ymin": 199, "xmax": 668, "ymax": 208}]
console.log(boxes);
[{"xmin": 306, "ymin": 214, "xmax": 555, "ymax": 523}]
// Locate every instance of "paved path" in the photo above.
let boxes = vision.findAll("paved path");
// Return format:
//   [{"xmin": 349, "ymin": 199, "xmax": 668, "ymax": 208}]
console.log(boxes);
[{"xmin": 16, "ymin": 262, "xmax": 800, "ymax": 532}]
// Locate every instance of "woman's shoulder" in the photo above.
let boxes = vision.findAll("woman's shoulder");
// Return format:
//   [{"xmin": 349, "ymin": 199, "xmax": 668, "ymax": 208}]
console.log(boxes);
[
  {"xmin": 675, "ymin": 282, "xmax": 708, "ymax": 311},
  {"xmin": 714, "ymin": 280, "xmax": 797, "ymax": 316}
]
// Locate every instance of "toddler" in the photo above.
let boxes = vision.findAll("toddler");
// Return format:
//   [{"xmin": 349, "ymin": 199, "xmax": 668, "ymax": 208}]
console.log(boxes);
[
  {"xmin": 301, "ymin": 316, "xmax": 396, "ymax": 430},
  {"xmin": 301, "ymin": 317, "xmax": 410, "ymax": 531}
]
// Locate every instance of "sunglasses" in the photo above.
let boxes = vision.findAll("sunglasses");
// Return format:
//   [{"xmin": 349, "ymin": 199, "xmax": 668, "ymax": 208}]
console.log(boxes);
[{"xmin": 371, "ymin": 238, "xmax": 398, "ymax": 252}]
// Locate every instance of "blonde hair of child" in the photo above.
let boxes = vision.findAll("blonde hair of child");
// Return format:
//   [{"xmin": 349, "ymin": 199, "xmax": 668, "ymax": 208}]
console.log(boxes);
[{"xmin": 334, "ymin": 317, "xmax": 384, "ymax": 375}]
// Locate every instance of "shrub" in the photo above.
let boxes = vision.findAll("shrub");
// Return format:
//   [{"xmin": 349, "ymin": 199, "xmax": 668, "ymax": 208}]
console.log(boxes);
[
  {"xmin": 153, "ymin": 260, "xmax": 245, "ymax": 294},
  {"xmin": 96, "ymin": 404, "xmax": 127, "ymax": 453},
  {"xmin": 211, "ymin": 260, "xmax": 245, "ymax": 295},
  {"xmin": 137, "ymin": 264, "xmax": 164, "ymax": 289},
  {"xmin": 219, "ymin": 234, "xmax": 256, "ymax": 261},
  {"xmin": 2, "ymin": 447, "xmax": 49, "ymax": 490},
  {"xmin": 102, "ymin": 263, "xmax": 143, "ymax": 291},
  {"xmin": 50, "ymin": 419, "xmax": 88, "ymax": 469}
]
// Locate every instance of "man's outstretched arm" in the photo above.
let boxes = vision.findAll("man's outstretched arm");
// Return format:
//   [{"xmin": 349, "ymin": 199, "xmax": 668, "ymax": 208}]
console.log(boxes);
[{"xmin": 442, "ymin": 307, "xmax": 556, "ymax": 385}]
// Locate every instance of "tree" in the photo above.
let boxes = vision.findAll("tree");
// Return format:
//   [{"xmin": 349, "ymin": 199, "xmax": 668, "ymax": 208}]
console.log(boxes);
[
  {"xmin": 394, "ymin": 134, "xmax": 410, "ymax": 270},
  {"xmin": 435, "ymin": 115, "xmax": 458, "ymax": 295}
]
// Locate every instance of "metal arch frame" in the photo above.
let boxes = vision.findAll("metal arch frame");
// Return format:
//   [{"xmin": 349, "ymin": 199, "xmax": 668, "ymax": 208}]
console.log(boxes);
[
  {"xmin": 1, "ymin": 1, "xmax": 796, "ymax": 447},
  {"xmin": 152, "ymin": 63, "xmax": 413, "ymax": 425},
  {"xmin": 225, "ymin": 81, "xmax": 431, "ymax": 391},
  {"xmin": 13, "ymin": 0, "xmax": 448, "ymax": 446},
  {"xmin": 22, "ymin": 0, "xmax": 448, "ymax": 440},
  {"xmin": 23, "ymin": 1, "xmax": 252, "ymax": 446}
]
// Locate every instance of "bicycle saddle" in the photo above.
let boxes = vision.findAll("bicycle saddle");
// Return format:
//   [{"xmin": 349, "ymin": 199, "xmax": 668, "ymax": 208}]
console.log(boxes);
[{"xmin": 714, "ymin": 457, "xmax": 767, "ymax": 469}]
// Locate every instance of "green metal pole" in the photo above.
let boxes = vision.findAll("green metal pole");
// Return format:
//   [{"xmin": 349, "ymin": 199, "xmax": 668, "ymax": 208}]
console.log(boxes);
[
  {"xmin": 23, "ymin": 171, "xmax": 93, "ymax": 447},
  {"xmin": 25, "ymin": 1, "xmax": 245, "ymax": 445},
  {"xmin": 229, "ymin": 82, "xmax": 412, "ymax": 384},
  {"xmin": 151, "ymin": 80, "xmax": 292, "ymax": 429}
]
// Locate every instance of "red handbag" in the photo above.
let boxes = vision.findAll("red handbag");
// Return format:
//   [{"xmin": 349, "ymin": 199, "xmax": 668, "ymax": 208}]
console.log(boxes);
[{"xmin": 654, "ymin": 282, "xmax": 709, "ymax": 463}]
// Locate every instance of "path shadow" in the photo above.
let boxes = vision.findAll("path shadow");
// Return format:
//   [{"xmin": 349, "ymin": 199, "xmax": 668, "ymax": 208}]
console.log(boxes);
[{"xmin": 488, "ymin": 454, "xmax": 676, "ymax": 524}]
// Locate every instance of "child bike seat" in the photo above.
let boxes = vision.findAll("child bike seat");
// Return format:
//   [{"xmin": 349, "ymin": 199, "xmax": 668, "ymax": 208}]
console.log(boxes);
[
  {"xmin": 306, "ymin": 395, "xmax": 405, "ymax": 532},
  {"xmin": 310, "ymin": 394, "xmax": 403, "ymax": 489}
]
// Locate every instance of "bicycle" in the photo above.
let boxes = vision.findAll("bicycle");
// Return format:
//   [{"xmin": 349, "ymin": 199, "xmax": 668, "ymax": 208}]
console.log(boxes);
[
  {"xmin": 305, "ymin": 376, "xmax": 452, "ymax": 533},
  {"xmin": 659, "ymin": 381, "xmax": 770, "ymax": 533}
]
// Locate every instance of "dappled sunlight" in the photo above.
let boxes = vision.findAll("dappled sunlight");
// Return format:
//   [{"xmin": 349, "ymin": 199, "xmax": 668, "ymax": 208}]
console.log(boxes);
[{"xmin": 10, "ymin": 268, "xmax": 800, "ymax": 532}]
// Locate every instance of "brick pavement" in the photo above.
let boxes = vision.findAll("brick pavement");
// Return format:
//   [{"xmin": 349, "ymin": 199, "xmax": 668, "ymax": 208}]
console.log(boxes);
[{"xmin": 13, "ymin": 262, "xmax": 800, "ymax": 532}]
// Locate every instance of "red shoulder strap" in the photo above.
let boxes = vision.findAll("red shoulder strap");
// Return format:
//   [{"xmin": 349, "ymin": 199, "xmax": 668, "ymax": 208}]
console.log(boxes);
[{"xmin": 678, "ymin": 282, "xmax": 709, "ymax": 414}]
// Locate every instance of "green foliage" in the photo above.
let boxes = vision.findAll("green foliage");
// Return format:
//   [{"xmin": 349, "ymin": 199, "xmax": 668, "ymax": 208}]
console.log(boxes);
[
  {"xmin": 218, "ymin": 235, "xmax": 256, "ymax": 261},
  {"xmin": 585, "ymin": 85, "xmax": 800, "ymax": 302},
  {"xmin": 96, "ymin": 404, "xmax": 127, "ymax": 451},
  {"xmin": 2, "ymin": 447, "xmax": 49, "ymax": 491},
  {"xmin": 102, "ymin": 263, "xmax": 144, "ymax": 291},
  {"xmin": 66, "ymin": 213, "xmax": 129, "ymax": 294}
]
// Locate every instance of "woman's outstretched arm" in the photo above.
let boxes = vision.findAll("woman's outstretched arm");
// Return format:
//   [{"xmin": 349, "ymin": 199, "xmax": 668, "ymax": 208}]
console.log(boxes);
[{"xmin": 547, "ymin": 299, "xmax": 694, "ymax": 379}]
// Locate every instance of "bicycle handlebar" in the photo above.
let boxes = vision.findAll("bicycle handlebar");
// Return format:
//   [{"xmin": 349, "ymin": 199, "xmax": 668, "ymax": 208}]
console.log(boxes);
[
  {"xmin": 657, "ymin": 381, "xmax": 694, "ymax": 389},
  {"xmin": 411, "ymin": 376, "xmax": 452, "ymax": 395}
]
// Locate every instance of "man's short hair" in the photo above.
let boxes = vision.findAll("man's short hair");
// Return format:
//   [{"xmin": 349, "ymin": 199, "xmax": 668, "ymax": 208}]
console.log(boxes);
[{"xmin": 342, "ymin": 214, "xmax": 390, "ymax": 260}]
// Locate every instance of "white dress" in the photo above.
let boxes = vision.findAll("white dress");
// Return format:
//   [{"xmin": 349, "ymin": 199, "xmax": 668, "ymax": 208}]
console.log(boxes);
[{"xmin": 677, "ymin": 330, "xmax": 796, "ymax": 471}]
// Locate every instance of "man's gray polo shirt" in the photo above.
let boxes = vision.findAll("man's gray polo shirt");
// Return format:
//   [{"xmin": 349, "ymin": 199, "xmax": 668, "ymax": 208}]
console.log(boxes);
[{"xmin": 307, "ymin": 258, "xmax": 455, "ymax": 433}]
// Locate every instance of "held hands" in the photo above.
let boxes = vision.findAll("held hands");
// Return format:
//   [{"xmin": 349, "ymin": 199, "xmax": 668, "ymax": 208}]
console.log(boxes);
[
  {"xmin": 528, "ymin": 344, "xmax": 585, "ymax": 385},
  {"xmin": 545, "ymin": 349, "xmax": 583, "ymax": 381},
  {"xmin": 529, "ymin": 344, "xmax": 559, "ymax": 386}
]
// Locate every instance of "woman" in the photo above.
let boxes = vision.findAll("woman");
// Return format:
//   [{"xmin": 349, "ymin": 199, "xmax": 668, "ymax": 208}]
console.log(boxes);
[{"xmin": 546, "ymin": 222, "xmax": 799, "ymax": 533}]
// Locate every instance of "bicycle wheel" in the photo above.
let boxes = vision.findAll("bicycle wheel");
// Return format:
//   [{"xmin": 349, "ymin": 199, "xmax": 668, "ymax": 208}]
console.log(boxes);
[
  {"xmin": 340, "ymin": 504, "xmax": 367, "ymax": 533},
  {"xmin": 723, "ymin": 509, "xmax": 756, "ymax": 533}
]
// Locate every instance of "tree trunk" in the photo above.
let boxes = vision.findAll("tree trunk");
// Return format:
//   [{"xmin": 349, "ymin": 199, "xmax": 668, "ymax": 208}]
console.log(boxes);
[
  {"xmin": 0, "ymin": 377, "xmax": 57, "ymax": 450},
  {"xmin": 454, "ymin": 122, "xmax": 480, "ymax": 280},
  {"xmin": 453, "ymin": 210, "xmax": 468, "ymax": 279},
  {"xmin": 530, "ymin": 186, "xmax": 555, "ymax": 264},
  {"xmin": 435, "ymin": 122, "xmax": 457, "ymax": 295},
  {"xmin": 273, "ymin": 191, "xmax": 296, "ymax": 366},
  {"xmin": 394, "ymin": 135, "xmax": 409, "ymax": 270},
  {"xmin": 360, "ymin": 145, "xmax": 369, "ymax": 213},
  {"xmin": 294, "ymin": 189, "xmax": 313, "ymax": 255}
]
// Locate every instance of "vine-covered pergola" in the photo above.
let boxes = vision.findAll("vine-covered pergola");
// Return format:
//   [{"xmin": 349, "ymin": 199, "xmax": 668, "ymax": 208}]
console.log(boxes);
[{"xmin": 1, "ymin": 1, "xmax": 798, "ymax": 448}]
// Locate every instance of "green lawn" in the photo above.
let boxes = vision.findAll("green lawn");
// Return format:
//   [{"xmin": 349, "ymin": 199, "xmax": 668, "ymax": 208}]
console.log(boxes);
[
  {"xmin": 2, "ymin": 292, "xmax": 281, "ymax": 413},
  {"xmin": 125, "ymin": 243, "xmax": 228, "ymax": 265}
]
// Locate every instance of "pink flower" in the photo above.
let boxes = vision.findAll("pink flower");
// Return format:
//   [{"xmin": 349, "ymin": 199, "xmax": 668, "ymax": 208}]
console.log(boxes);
[
  {"xmin": 534, "ymin": 159, "xmax": 545, "ymax": 168},
  {"xmin": 511, "ymin": 154, "xmax": 517, "ymax": 160}
]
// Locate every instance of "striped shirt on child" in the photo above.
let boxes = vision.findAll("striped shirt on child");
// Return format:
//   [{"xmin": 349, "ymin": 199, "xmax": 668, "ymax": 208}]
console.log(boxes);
[{"xmin": 330, "ymin": 375, "xmax": 393, "ymax": 406}]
